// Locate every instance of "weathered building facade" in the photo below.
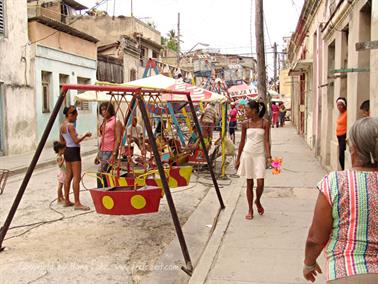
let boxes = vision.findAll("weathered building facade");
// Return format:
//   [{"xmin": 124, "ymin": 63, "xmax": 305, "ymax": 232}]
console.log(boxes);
[
  {"xmin": 28, "ymin": 0, "xmax": 98, "ymax": 146},
  {"xmin": 0, "ymin": 0, "xmax": 35, "ymax": 155},
  {"xmin": 288, "ymin": 0, "xmax": 377, "ymax": 170},
  {"xmin": 69, "ymin": 15, "xmax": 162, "ymax": 81},
  {"xmin": 163, "ymin": 50, "xmax": 257, "ymax": 86}
]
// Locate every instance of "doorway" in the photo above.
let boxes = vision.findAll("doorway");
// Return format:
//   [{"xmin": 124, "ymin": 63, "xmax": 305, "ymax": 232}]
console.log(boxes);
[
  {"xmin": 59, "ymin": 74, "xmax": 69, "ymax": 125},
  {"xmin": 0, "ymin": 83, "xmax": 4, "ymax": 155},
  {"xmin": 299, "ymin": 74, "xmax": 305, "ymax": 135}
]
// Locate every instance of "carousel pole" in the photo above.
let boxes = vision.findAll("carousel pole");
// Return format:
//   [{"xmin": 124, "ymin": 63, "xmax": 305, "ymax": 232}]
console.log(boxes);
[
  {"xmin": 136, "ymin": 92, "xmax": 193, "ymax": 275},
  {"xmin": 186, "ymin": 95, "xmax": 225, "ymax": 209},
  {"xmin": 221, "ymin": 103, "xmax": 227, "ymax": 178},
  {"xmin": 0, "ymin": 89, "xmax": 67, "ymax": 251}
]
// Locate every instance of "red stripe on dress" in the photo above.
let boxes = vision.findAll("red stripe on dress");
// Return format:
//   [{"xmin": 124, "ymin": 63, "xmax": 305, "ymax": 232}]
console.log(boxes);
[{"xmin": 345, "ymin": 171, "xmax": 357, "ymax": 275}]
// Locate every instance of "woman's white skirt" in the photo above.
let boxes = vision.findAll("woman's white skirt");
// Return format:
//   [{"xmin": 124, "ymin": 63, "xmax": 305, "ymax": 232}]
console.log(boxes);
[{"xmin": 237, "ymin": 151, "xmax": 266, "ymax": 179}]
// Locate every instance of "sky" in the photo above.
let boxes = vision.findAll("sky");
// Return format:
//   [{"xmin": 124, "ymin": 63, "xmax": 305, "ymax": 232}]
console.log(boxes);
[{"xmin": 78, "ymin": 0, "xmax": 304, "ymax": 76}]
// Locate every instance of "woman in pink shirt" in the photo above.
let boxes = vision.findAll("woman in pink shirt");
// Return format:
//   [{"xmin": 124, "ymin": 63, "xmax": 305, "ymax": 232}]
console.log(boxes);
[
  {"xmin": 97, "ymin": 102, "xmax": 123, "ymax": 173},
  {"xmin": 229, "ymin": 102, "xmax": 238, "ymax": 144},
  {"xmin": 271, "ymin": 103, "xmax": 279, "ymax": 128}
]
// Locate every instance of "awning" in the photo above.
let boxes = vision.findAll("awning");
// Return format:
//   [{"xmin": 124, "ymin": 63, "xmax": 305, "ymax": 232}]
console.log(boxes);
[
  {"xmin": 74, "ymin": 74, "xmax": 227, "ymax": 103},
  {"xmin": 288, "ymin": 59, "xmax": 312, "ymax": 76},
  {"xmin": 228, "ymin": 83, "xmax": 257, "ymax": 97}
]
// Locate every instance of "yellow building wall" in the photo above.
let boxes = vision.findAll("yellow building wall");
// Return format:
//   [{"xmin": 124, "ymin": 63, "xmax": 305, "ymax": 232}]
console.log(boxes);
[{"xmin": 28, "ymin": 21, "xmax": 97, "ymax": 60}]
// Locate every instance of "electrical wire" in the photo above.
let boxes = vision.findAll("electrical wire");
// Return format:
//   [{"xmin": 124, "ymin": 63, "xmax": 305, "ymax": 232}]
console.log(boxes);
[
  {"xmin": 5, "ymin": 190, "xmax": 94, "ymax": 241},
  {"xmin": 4, "ymin": 152, "xmax": 235, "ymax": 240},
  {"xmin": 263, "ymin": 11, "xmax": 272, "ymax": 48},
  {"xmin": 250, "ymin": 0, "xmax": 254, "ymax": 59},
  {"xmin": 291, "ymin": 0, "xmax": 301, "ymax": 16}
]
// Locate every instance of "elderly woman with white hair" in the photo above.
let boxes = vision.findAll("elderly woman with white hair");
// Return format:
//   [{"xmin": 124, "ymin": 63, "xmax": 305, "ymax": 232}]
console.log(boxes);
[{"xmin": 303, "ymin": 117, "xmax": 378, "ymax": 283}]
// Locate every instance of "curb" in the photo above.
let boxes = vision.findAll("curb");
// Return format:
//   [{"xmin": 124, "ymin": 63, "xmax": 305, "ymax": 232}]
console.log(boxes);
[
  {"xmin": 8, "ymin": 149, "xmax": 98, "ymax": 177},
  {"xmin": 188, "ymin": 181, "xmax": 243, "ymax": 284}
]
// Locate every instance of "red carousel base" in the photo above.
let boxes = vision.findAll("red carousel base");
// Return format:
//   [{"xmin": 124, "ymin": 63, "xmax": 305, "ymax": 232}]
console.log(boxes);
[
  {"xmin": 188, "ymin": 149, "xmax": 207, "ymax": 165},
  {"xmin": 98, "ymin": 166, "xmax": 193, "ymax": 188},
  {"xmin": 89, "ymin": 186, "xmax": 162, "ymax": 215}
]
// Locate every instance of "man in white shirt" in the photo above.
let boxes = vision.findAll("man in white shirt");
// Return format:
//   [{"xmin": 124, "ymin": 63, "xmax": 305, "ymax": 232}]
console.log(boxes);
[{"xmin": 127, "ymin": 117, "xmax": 143, "ymax": 141}]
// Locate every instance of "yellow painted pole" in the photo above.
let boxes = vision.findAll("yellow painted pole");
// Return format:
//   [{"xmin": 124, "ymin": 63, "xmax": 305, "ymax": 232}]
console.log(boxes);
[
  {"xmin": 221, "ymin": 103, "xmax": 226, "ymax": 177},
  {"xmin": 199, "ymin": 101, "xmax": 204, "ymax": 112}
]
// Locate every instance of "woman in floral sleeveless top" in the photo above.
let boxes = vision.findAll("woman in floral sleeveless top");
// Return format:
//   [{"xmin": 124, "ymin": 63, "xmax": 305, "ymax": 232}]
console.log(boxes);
[{"xmin": 303, "ymin": 117, "xmax": 378, "ymax": 283}]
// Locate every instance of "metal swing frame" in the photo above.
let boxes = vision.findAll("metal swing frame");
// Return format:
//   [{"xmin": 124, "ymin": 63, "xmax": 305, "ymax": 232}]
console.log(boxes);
[{"xmin": 0, "ymin": 84, "xmax": 225, "ymax": 276}]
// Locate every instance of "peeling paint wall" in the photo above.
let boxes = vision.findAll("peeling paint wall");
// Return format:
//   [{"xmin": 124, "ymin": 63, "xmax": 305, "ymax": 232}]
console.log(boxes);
[
  {"xmin": 0, "ymin": 0, "xmax": 36, "ymax": 155},
  {"xmin": 28, "ymin": 21, "xmax": 97, "ymax": 60},
  {"xmin": 289, "ymin": 0, "xmax": 377, "ymax": 171}
]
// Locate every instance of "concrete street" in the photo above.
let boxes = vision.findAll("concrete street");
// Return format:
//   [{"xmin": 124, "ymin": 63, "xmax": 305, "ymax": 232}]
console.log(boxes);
[
  {"xmin": 0, "ymin": 145, "xmax": 211, "ymax": 283},
  {"xmin": 0, "ymin": 124, "xmax": 328, "ymax": 283},
  {"xmin": 189, "ymin": 124, "xmax": 327, "ymax": 284}
]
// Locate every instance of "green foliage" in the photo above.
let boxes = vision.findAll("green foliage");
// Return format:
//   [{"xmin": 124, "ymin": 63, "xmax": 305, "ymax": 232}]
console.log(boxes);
[
  {"xmin": 166, "ymin": 29, "xmax": 177, "ymax": 51},
  {"xmin": 167, "ymin": 40, "xmax": 177, "ymax": 51},
  {"xmin": 161, "ymin": 36, "xmax": 167, "ymax": 46}
]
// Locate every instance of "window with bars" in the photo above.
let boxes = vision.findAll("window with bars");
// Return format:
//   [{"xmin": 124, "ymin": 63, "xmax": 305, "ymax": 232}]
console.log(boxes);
[
  {"xmin": 41, "ymin": 71, "xmax": 52, "ymax": 113},
  {"xmin": 76, "ymin": 77, "xmax": 90, "ymax": 111},
  {"xmin": 0, "ymin": 0, "xmax": 5, "ymax": 36}
]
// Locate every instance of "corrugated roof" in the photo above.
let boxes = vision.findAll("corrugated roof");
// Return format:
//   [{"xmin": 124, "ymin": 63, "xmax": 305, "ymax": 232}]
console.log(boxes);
[
  {"xmin": 63, "ymin": 0, "xmax": 87, "ymax": 10},
  {"xmin": 29, "ymin": 16, "xmax": 98, "ymax": 43}
]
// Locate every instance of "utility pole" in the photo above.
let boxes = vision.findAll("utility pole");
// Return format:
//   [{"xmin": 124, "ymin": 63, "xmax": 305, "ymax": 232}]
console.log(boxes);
[
  {"xmin": 131, "ymin": 0, "xmax": 133, "ymax": 17},
  {"xmin": 273, "ymin": 42, "xmax": 277, "ymax": 82},
  {"xmin": 255, "ymin": 0, "xmax": 267, "ymax": 102},
  {"xmin": 177, "ymin": 12, "xmax": 181, "ymax": 67}
]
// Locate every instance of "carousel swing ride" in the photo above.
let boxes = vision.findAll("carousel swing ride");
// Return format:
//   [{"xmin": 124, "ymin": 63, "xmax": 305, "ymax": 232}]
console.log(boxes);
[{"xmin": 0, "ymin": 84, "xmax": 225, "ymax": 276}]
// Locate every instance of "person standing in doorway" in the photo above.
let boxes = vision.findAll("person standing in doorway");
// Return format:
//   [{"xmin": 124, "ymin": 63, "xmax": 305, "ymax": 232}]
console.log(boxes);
[
  {"xmin": 59, "ymin": 105, "xmax": 92, "ymax": 210},
  {"xmin": 235, "ymin": 100, "xmax": 272, "ymax": 220},
  {"xmin": 336, "ymin": 97, "xmax": 347, "ymax": 170},
  {"xmin": 360, "ymin": 100, "xmax": 370, "ymax": 117},
  {"xmin": 229, "ymin": 102, "xmax": 238, "ymax": 144}
]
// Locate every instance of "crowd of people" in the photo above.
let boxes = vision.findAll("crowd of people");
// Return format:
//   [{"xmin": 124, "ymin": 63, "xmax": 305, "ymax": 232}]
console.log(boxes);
[
  {"xmin": 52, "ymin": 97, "xmax": 377, "ymax": 283},
  {"xmin": 228, "ymin": 97, "xmax": 377, "ymax": 283}
]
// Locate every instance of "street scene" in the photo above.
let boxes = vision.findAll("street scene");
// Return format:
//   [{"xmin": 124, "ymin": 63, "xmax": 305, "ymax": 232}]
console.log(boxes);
[{"xmin": 0, "ymin": 0, "xmax": 377, "ymax": 284}]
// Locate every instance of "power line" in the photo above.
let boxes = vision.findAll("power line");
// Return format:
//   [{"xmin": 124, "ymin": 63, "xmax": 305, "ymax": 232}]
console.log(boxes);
[
  {"xmin": 113, "ymin": 0, "xmax": 116, "ymax": 18},
  {"xmin": 263, "ymin": 11, "xmax": 272, "ymax": 48},
  {"xmin": 291, "ymin": 0, "xmax": 300, "ymax": 16},
  {"xmin": 250, "ymin": 0, "xmax": 254, "ymax": 59},
  {"xmin": 181, "ymin": 46, "xmax": 275, "ymax": 52}
]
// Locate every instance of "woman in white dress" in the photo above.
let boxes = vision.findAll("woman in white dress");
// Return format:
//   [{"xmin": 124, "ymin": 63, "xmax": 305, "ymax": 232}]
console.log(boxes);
[{"xmin": 235, "ymin": 100, "xmax": 272, "ymax": 219}]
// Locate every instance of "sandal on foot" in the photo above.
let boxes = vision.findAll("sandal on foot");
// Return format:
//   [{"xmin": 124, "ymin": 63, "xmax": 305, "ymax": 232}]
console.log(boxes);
[
  {"xmin": 74, "ymin": 205, "xmax": 90, "ymax": 211},
  {"xmin": 255, "ymin": 202, "xmax": 264, "ymax": 215},
  {"xmin": 245, "ymin": 212, "xmax": 253, "ymax": 220},
  {"xmin": 63, "ymin": 201, "xmax": 74, "ymax": 207}
]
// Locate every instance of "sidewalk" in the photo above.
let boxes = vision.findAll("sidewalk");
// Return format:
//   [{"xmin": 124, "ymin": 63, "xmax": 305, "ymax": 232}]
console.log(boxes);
[
  {"xmin": 0, "ymin": 138, "xmax": 98, "ymax": 176},
  {"xmin": 189, "ymin": 124, "xmax": 327, "ymax": 284}
]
